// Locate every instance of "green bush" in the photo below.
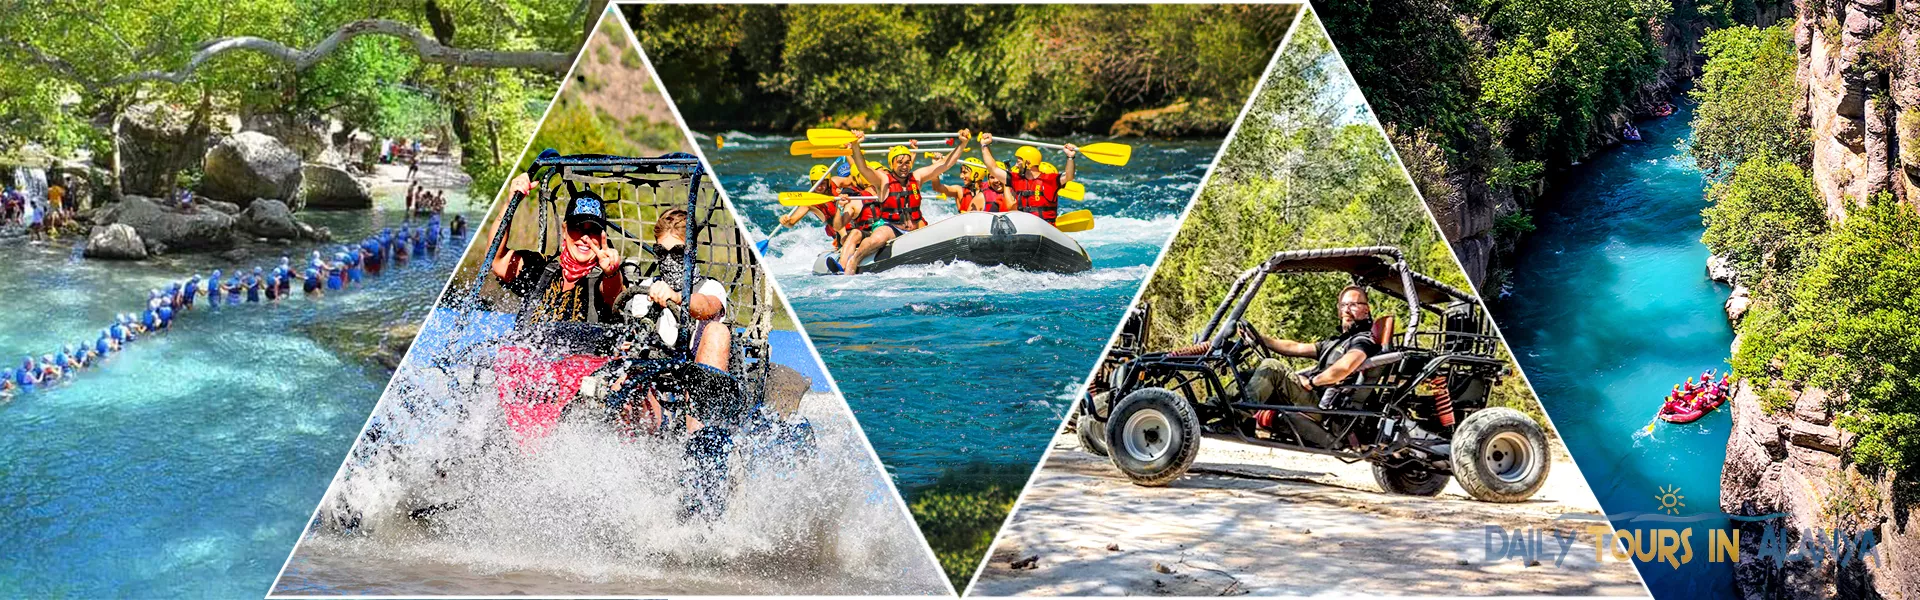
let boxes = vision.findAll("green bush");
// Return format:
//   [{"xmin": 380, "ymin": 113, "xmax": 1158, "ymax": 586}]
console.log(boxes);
[
  {"xmin": 907, "ymin": 464, "xmax": 1028, "ymax": 591},
  {"xmin": 1700, "ymin": 156, "xmax": 1826, "ymax": 293},
  {"xmin": 1690, "ymin": 24, "xmax": 1807, "ymax": 178},
  {"xmin": 1732, "ymin": 194, "xmax": 1920, "ymax": 474}
]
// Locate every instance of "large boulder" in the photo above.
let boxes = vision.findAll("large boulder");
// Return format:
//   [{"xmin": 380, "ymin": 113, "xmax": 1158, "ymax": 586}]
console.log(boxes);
[
  {"xmin": 116, "ymin": 103, "xmax": 212, "ymax": 197},
  {"xmin": 298, "ymin": 163, "xmax": 373, "ymax": 209},
  {"xmin": 83, "ymin": 224, "xmax": 147, "ymax": 260},
  {"xmin": 201, "ymin": 132, "xmax": 303, "ymax": 205},
  {"xmin": 1726, "ymin": 284, "xmax": 1754, "ymax": 327},
  {"xmin": 1707, "ymin": 253, "xmax": 1737, "ymax": 284},
  {"xmin": 96, "ymin": 195, "xmax": 236, "ymax": 252},
  {"xmin": 239, "ymin": 199, "xmax": 301, "ymax": 239}
]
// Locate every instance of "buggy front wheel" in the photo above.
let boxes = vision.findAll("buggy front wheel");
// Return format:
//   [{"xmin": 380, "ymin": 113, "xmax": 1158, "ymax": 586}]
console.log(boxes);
[
  {"xmin": 1104, "ymin": 388, "xmax": 1200, "ymax": 486},
  {"xmin": 1450, "ymin": 407, "xmax": 1551, "ymax": 503}
]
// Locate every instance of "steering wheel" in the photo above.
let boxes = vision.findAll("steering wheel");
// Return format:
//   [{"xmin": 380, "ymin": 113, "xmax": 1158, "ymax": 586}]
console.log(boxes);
[{"xmin": 1234, "ymin": 318, "xmax": 1276, "ymax": 361}]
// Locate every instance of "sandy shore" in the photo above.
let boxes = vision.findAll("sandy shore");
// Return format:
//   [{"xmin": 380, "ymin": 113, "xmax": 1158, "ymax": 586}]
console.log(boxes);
[{"xmin": 970, "ymin": 433, "xmax": 1649, "ymax": 597}]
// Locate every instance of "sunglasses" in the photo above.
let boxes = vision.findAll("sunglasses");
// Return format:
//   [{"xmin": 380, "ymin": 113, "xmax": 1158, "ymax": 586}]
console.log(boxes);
[{"xmin": 568, "ymin": 221, "xmax": 604, "ymax": 237}]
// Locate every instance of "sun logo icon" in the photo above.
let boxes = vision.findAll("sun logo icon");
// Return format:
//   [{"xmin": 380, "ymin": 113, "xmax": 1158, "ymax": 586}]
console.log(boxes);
[{"xmin": 1655, "ymin": 485, "xmax": 1686, "ymax": 514}]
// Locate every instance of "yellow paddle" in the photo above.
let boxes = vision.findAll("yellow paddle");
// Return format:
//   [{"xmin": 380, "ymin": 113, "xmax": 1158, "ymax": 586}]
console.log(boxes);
[
  {"xmin": 778, "ymin": 191, "xmax": 876, "ymax": 207},
  {"xmin": 1054, "ymin": 210, "xmax": 1094, "ymax": 232},
  {"xmin": 998, "ymin": 137, "xmax": 1133, "ymax": 167},
  {"xmin": 1060, "ymin": 181, "xmax": 1086, "ymax": 200},
  {"xmin": 808, "ymin": 128, "xmax": 961, "ymax": 146},
  {"xmin": 789, "ymin": 140, "xmax": 819, "ymax": 155}
]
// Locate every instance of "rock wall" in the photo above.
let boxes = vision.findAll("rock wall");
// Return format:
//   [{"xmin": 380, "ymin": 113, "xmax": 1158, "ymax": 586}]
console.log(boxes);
[
  {"xmin": 1796, "ymin": 0, "xmax": 1919, "ymax": 216},
  {"xmin": 1720, "ymin": 380, "xmax": 1919, "ymax": 599}
]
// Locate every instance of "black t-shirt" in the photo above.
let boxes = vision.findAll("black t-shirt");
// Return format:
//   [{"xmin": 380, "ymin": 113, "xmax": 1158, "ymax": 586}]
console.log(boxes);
[
  {"xmin": 504, "ymin": 250, "xmax": 617, "ymax": 325},
  {"xmin": 1310, "ymin": 320, "xmax": 1380, "ymax": 383}
]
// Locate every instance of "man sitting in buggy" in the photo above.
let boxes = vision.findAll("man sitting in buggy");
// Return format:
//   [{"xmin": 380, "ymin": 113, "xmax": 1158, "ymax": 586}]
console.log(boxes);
[{"xmin": 1242, "ymin": 285, "xmax": 1380, "ymax": 414}]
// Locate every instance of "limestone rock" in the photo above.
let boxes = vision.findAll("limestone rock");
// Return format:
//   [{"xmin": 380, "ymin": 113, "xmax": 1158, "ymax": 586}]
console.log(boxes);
[
  {"xmin": 96, "ymin": 195, "xmax": 236, "ymax": 252},
  {"xmin": 1707, "ymin": 253, "xmax": 1737, "ymax": 283},
  {"xmin": 239, "ymin": 199, "xmax": 301, "ymax": 239},
  {"xmin": 201, "ymin": 132, "xmax": 303, "ymax": 204},
  {"xmin": 83, "ymin": 224, "xmax": 146, "ymax": 260},
  {"xmin": 298, "ymin": 163, "xmax": 373, "ymax": 209},
  {"xmin": 1726, "ymin": 285, "xmax": 1754, "ymax": 327}
]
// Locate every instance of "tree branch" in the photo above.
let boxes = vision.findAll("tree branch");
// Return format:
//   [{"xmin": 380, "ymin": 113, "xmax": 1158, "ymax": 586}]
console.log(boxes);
[{"xmin": 106, "ymin": 19, "xmax": 573, "ymax": 86}]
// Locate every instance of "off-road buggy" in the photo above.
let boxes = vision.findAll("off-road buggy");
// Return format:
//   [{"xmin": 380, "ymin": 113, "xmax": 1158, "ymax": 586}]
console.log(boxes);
[
  {"xmin": 1074, "ymin": 246, "xmax": 1549, "ymax": 502},
  {"xmin": 324, "ymin": 151, "xmax": 812, "ymax": 532}
]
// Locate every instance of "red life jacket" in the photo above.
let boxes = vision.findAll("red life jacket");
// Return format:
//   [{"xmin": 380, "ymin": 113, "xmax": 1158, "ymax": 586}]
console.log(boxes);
[
  {"xmin": 965, "ymin": 182, "xmax": 1011, "ymax": 212},
  {"xmin": 873, "ymin": 172, "xmax": 922, "ymax": 227},
  {"xmin": 1009, "ymin": 172, "xmax": 1060, "ymax": 222},
  {"xmin": 813, "ymin": 181, "xmax": 843, "ymax": 240}
]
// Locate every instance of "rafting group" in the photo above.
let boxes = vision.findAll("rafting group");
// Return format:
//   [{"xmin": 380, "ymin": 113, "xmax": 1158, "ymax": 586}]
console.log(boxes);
[
  {"xmin": 1656, "ymin": 370, "xmax": 1735, "ymax": 424},
  {"xmin": 0, "ymin": 216, "xmax": 458, "ymax": 398},
  {"xmin": 770, "ymin": 129, "xmax": 1128, "ymax": 275}
]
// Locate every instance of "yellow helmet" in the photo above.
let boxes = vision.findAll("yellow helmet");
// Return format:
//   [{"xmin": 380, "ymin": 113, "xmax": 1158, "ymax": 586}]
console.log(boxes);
[
  {"xmin": 1014, "ymin": 146, "xmax": 1042, "ymax": 167},
  {"xmin": 887, "ymin": 145, "xmax": 913, "ymax": 164},
  {"xmin": 808, "ymin": 164, "xmax": 829, "ymax": 183},
  {"xmin": 995, "ymin": 160, "xmax": 1008, "ymax": 170},
  {"xmin": 959, "ymin": 157, "xmax": 989, "ymax": 180},
  {"xmin": 1039, "ymin": 162, "xmax": 1058, "ymax": 175}
]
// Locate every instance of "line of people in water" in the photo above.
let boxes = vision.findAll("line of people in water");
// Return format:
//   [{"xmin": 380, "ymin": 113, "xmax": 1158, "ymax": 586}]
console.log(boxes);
[
  {"xmin": 0, "ymin": 215, "xmax": 460, "ymax": 398},
  {"xmin": 776, "ymin": 130, "xmax": 1078, "ymax": 275}
]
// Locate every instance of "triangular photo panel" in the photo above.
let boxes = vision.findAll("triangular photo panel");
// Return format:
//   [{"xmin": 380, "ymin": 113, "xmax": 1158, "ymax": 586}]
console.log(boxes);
[
  {"xmin": 270, "ymin": 10, "xmax": 947, "ymax": 596},
  {"xmin": 623, "ymin": 3, "xmax": 1304, "ymax": 587},
  {"xmin": 967, "ymin": 9, "xmax": 1648, "ymax": 596}
]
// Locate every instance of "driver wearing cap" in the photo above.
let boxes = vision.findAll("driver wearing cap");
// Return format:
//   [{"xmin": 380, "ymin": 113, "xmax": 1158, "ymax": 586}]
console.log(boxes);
[
  {"xmin": 490, "ymin": 173, "xmax": 626, "ymax": 324},
  {"xmin": 1243, "ymin": 285, "xmax": 1380, "ymax": 411}
]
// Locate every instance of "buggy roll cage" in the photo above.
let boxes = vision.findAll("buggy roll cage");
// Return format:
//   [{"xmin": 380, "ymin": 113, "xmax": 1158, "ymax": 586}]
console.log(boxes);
[
  {"xmin": 1195, "ymin": 246, "xmax": 1481, "ymax": 352},
  {"xmin": 470, "ymin": 150, "xmax": 773, "ymax": 348}
]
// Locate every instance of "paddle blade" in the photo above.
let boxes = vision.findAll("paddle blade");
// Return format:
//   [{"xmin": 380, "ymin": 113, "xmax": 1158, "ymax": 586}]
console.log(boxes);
[
  {"xmin": 716, "ymin": 136, "xmax": 726, "ymax": 150},
  {"xmin": 788, "ymin": 140, "xmax": 819, "ymax": 155},
  {"xmin": 1059, "ymin": 181, "xmax": 1086, "ymax": 201},
  {"xmin": 806, "ymin": 128, "xmax": 856, "ymax": 146},
  {"xmin": 809, "ymin": 148, "xmax": 854, "ymax": 158},
  {"xmin": 1054, "ymin": 210, "xmax": 1094, "ymax": 232},
  {"xmin": 755, "ymin": 238, "xmax": 771, "ymax": 254},
  {"xmin": 1079, "ymin": 142, "xmax": 1133, "ymax": 166},
  {"xmin": 778, "ymin": 191, "xmax": 836, "ymax": 206}
]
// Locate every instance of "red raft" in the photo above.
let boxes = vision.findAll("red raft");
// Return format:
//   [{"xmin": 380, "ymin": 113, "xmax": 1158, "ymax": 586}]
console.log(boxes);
[{"xmin": 1657, "ymin": 380, "xmax": 1732, "ymax": 424}]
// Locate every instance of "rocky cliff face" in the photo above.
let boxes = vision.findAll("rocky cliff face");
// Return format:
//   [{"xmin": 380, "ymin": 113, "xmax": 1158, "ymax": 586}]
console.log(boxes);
[
  {"xmin": 1719, "ymin": 379, "xmax": 1919, "ymax": 599},
  {"xmin": 1719, "ymin": 7, "xmax": 1919, "ymax": 597},
  {"xmin": 1795, "ymin": 0, "xmax": 1918, "ymax": 216}
]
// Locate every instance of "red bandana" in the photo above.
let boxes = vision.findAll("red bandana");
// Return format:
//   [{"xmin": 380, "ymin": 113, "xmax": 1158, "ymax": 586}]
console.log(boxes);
[{"xmin": 558, "ymin": 247, "xmax": 596, "ymax": 283}]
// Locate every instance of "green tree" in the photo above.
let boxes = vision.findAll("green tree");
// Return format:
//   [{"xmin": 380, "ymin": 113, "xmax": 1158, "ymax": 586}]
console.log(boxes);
[
  {"xmin": 1731, "ymin": 195, "xmax": 1920, "ymax": 473},
  {"xmin": 1689, "ymin": 23, "xmax": 1807, "ymax": 178},
  {"xmin": 1699, "ymin": 156, "xmax": 1827, "ymax": 292},
  {"xmin": 1474, "ymin": 0, "xmax": 1667, "ymax": 164}
]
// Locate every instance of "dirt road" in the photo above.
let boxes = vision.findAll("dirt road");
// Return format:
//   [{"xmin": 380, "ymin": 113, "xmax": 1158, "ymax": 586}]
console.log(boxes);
[{"xmin": 970, "ymin": 434, "xmax": 1649, "ymax": 596}]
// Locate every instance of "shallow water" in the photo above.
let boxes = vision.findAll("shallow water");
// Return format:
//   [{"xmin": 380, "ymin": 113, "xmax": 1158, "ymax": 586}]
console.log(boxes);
[
  {"xmin": 1495, "ymin": 103, "xmax": 1735, "ymax": 598},
  {"xmin": 0, "ymin": 194, "xmax": 473, "ymax": 597},
  {"xmin": 272, "ymin": 307, "xmax": 946, "ymax": 595},
  {"xmin": 698, "ymin": 134, "xmax": 1215, "ymax": 490}
]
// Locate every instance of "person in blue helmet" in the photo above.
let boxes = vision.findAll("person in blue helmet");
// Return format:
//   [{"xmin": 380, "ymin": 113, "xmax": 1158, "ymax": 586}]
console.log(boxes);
[
  {"xmin": 241, "ymin": 270, "xmax": 259, "ymax": 303},
  {"xmin": 425, "ymin": 214, "xmax": 442, "ymax": 252},
  {"xmin": 304, "ymin": 266, "xmax": 324, "ymax": 298},
  {"xmin": 325, "ymin": 252, "xmax": 346, "ymax": 291},
  {"xmin": 140, "ymin": 307, "xmax": 160, "ymax": 332},
  {"xmin": 219, "ymin": 274, "xmax": 238, "ymax": 305},
  {"xmin": 95, "ymin": 332, "xmax": 114, "ymax": 356},
  {"xmin": 183, "ymin": 274, "xmax": 200, "ymax": 309},
  {"xmin": 348, "ymin": 246, "xmax": 365, "ymax": 283},
  {"xmin": 207, "ymin": 269, "xmax": 225, "ymax": 308},
  {"xmin": 0, "ymin": 369, "xmax": 15, "ymax": 396},
  {"xmin": 276, "ymin": 264, "xmax": 292, "ymax": 298},
  {"xmin": 51, "ymin": 347, "xmax": 73, "ymax": 371},
  {"xmin": 155, "ymin": 297, "xmax": 174, "ymax": 327},
  {"xmin": 394, "ymin": 227, "xmax": 411, "ymax": 266},
  {"xmin": 36, "ymin": 354, "xmax": 62, "ymax": 381},
  {"xmin": 361, "ymin": 238, "xmax": 383, "ymax": 276},
  {"xmin": 410, "ymin": 226, "xmax": 427, "ymax": 257},
  {"xmin": 12, "ymin": 359, "xmax": 37, "ymax": 390}
]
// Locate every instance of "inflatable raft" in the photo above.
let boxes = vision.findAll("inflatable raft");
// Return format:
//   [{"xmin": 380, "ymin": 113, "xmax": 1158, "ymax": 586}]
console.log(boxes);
[
  {"xmin": 1657, "ymin": 381, "xmax": 1732, "ymax": 424},
  {"xmin": 812, "ymin": 211, "xmax": 1091, "ymax": 275}
]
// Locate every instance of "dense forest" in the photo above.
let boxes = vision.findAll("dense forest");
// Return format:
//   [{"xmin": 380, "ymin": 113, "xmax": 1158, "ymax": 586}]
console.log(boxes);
[
  {"xmin": 1318, "ymin": 0, "xmax": 1784, "ymax": 288},
  {"xmin": 0, "ymin": 0, "xmax": 589, "ymax": 203},
  {"xmin": 1693, "ymin": 24, "xmax": 1920, "ymax": 476},
  {"xmin": 1143, "ymin": 11, "xmax": 1546, "ymax": 427},
  {"xmin": 623, "ymin": 4, "xmax": 1297, "ymax": 136}
]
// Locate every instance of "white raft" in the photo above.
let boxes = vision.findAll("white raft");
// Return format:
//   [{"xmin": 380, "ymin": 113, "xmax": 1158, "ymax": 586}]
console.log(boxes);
[{"xmin": 812, "ymin": 211, "xmax": 1091, "ymax": 275}]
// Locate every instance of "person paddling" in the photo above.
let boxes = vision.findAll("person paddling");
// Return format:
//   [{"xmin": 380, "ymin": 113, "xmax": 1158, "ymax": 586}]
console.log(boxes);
[
  {"xmin": 840, "ymin": 129, "xmax": 971, "ymax": 275},
  {"xmin": 983, "ymin": 133, "xmax": 1076, "ymax": 224},
  {"xmin": 930, "ymin": 155, "xmax": 1009, "ymax": 213}
]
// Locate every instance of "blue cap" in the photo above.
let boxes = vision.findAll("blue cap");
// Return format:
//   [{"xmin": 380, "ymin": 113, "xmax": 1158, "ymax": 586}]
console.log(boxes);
[{"xmin": 565, "ymin": 189, "xmax": 610, "ymax": 229}]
